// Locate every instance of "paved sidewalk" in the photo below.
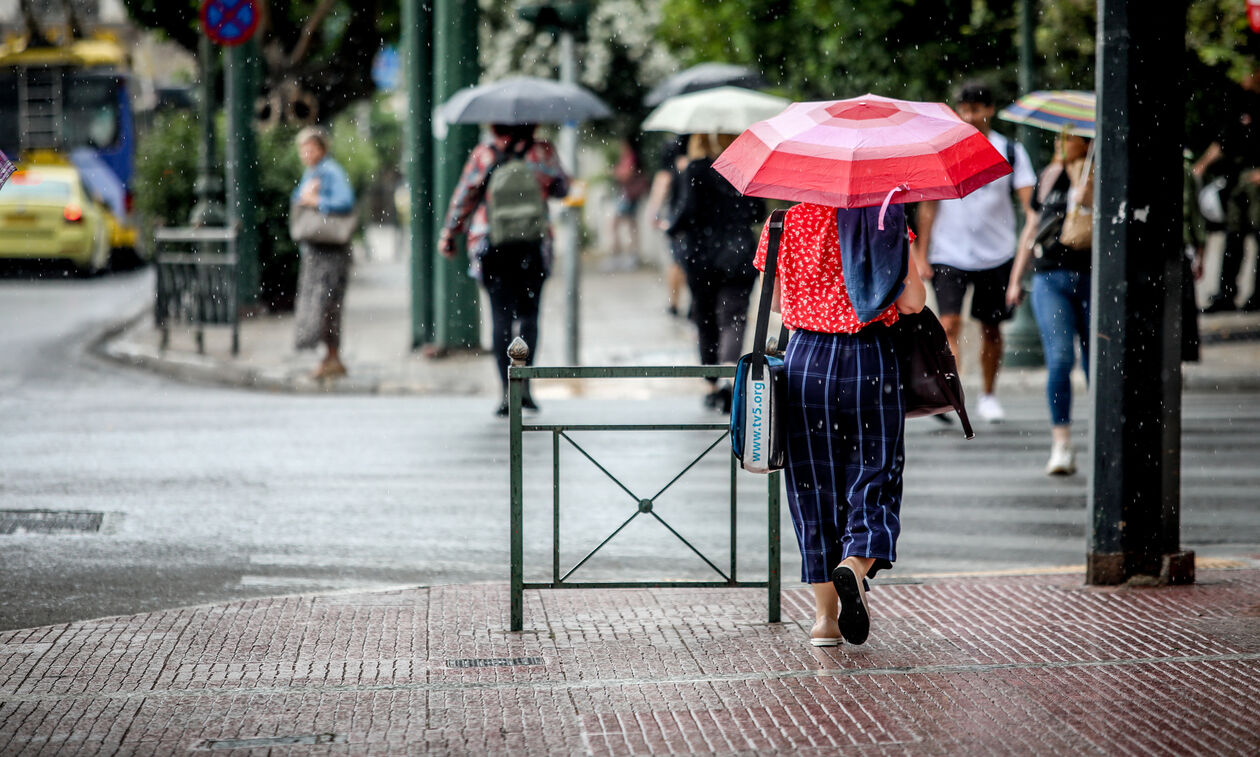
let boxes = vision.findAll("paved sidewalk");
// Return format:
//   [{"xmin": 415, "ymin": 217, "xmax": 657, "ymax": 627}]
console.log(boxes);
[
  {"xmin": 1, "ymin": 567, "xmax": 1258, "ymax": 755},
  {"xmin": 102, "ymin": 256, "xmax": 1260, "ymax": 396}
]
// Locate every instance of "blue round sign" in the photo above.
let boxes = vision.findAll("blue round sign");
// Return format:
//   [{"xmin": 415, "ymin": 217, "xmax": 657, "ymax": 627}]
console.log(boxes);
[{"xmin": 201, "ymin": 0, "xmax": 260, "ymax": 47}]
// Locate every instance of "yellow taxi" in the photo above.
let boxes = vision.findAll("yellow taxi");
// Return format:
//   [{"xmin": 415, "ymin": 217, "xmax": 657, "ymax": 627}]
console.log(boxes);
[{"xmin": 0, "ymin": 165, "xmax": 110, "ymax": 274}]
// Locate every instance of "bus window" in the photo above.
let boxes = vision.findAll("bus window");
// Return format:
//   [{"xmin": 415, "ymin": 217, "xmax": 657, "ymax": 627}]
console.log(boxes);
[{"xmin": 64, "ymin": 74, "xmax": 121, "ymax": 150}]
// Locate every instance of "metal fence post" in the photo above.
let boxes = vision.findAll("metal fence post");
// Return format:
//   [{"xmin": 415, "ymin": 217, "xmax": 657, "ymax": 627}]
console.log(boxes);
[
  {"xmin": 768, "ymin": 471, "xmax": 781, "ymax": 623},
  {"xmin": 508, "ymin": 337, "xmax": 530, "ymax": 631}
]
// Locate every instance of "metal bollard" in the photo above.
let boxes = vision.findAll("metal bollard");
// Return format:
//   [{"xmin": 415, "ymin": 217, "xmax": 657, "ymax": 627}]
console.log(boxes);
[{"xmin": 507, "ymin": 337, "xmax": 530, "ymax": 631}]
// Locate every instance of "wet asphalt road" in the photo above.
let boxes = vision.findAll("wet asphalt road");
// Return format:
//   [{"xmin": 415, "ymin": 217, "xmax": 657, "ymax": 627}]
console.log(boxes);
[{"xmin": 2, "ymin": 269, "xmax": 1258, "ymax": 632}]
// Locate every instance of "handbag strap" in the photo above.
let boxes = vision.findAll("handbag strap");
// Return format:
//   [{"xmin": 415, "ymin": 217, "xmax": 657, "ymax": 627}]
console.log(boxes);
[{"xmin": 751, "ymin": 209, "xmax": 789, "ymax": 379}]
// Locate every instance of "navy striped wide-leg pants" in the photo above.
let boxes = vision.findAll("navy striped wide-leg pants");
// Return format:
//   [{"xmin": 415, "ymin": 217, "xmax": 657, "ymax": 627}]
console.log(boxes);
[{"xmin": 783, "ymin": 327, "xmax": 906, "ymax": 584}]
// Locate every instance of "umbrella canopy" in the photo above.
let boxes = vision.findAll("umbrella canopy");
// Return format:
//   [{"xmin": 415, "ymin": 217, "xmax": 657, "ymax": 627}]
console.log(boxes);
[
  {"xmin": 642, "ymin": 86, "xmax": 790, "ymax": 134},
  {"xmin": 643, "ymin": 63, "xmax": 769, "ymax": 107},
  {"xmin": 438, "ymin": 76, "xmax": 611, "ymax": 126},
  {"xmin": 997, "ymin": 90, "xmax": 1096, "ymax": 138},
  {"xmin": 712, "ymin": 93, "xmax": 1012, "ymax": 213}
]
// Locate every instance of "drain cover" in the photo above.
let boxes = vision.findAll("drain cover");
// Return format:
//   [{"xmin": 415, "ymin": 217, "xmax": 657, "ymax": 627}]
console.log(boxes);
[
  {"xmin": 447, "ymin": 657, "xmax": 544, "ymax": 668},
  {"xmin": 0, "ymin": 510, "xmax": 103, "ymax": 534},
  {"xmin": 193, "ymin": 733, "xmax": 344, "ymax": 749}
]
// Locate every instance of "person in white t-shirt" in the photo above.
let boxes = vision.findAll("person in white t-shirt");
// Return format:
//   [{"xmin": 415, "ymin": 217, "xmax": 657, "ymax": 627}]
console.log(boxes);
[{"xmin": 912, "ymin": 81, "xmax": 1037, "ymax": 423}]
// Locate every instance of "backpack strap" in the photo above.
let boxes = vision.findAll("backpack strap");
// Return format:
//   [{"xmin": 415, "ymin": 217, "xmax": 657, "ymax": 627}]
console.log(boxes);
[{"xmin": 751, "ymin": 209, "xmax": 790, "ymax": 379}]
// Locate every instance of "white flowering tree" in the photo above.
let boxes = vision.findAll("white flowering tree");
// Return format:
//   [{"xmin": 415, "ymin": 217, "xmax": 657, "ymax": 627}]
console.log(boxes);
[{"xmin": 477, "ymin": 0, "xmax": 679, "ymax": 139}]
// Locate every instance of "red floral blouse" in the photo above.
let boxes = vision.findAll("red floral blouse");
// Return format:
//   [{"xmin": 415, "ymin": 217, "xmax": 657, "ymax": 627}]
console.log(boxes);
[{"xmin": 754, "ymin": 202, "xmax": 904, "ymax": 334}]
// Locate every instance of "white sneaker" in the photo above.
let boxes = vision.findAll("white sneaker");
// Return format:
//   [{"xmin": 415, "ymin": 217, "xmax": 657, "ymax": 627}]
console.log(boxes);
[
  {"xmin": 1046, "ymin": 443, "xmax": 1077, "ymax": 476},
  {"xmin": 977, "ymin": 394, "xmax": 1005, "ymax": 423}
]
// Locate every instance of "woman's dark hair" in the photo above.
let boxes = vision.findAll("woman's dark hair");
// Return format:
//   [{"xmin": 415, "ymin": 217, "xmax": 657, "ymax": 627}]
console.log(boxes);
[
  {"xmin": 491, "ymin": 123, "xmax": 538, "ymax": 143},
  {"xmin": 955, "ymin": 81, "xmax": 994, "ymax": 107}
]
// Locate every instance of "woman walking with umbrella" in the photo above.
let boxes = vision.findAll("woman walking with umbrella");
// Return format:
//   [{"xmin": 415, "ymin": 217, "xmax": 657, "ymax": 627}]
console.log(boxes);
[
  {"xmin": 439, "ymin": 123, "xmax": 569, "ymax": 416},
  {"xmin": 999, "ymin": 91, "xmax": 1097, "ymax": 475},
  {"xmin": 716, "ymin": 95, "xmax": 1010, "ymax": 645},
  {"xmin": 436, "ymin": 76, "xmax": 608, "ymax": 415}
]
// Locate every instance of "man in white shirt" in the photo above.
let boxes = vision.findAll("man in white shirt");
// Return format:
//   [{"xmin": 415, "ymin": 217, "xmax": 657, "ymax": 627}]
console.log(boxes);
[{"xmin": 913, "ymin": 82, "xmax": 1036, "ymax": 423}]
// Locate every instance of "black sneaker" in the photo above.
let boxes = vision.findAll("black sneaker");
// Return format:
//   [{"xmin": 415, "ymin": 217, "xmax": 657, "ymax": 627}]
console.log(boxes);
[
  {"xmin": 1243, "ymin": 297, "xmax": 1260, "ymax": 313},
  {"xmin": 831, "ymin": 564, "xmax": 871, "ymax": 645}
]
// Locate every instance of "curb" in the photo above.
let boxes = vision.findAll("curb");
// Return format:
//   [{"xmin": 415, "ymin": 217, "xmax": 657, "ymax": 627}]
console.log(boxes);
[
  {"xmin": 92, "ymin": 307, "xmax": 383, "ymax": 395},
  {"xmin": 92, "ymin": 308, "xmax": 496, "ymax": 397}
]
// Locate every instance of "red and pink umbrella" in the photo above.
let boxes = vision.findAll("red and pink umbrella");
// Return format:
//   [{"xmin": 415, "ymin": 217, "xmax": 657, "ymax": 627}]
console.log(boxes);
[{"xmin": 712, "ymin": 93, "xmax": 1012, "ymax": 227}]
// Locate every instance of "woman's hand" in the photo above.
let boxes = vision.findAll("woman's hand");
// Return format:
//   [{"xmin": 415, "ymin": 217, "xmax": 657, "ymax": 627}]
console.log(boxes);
[
  {"xmin": 298, "ymin": 178, "xmax": 321, "ymax": 208},
  {"xmin": 896, "ymin": 255, "xmax": 927, "ymax": 314},
  {"xmin": 438, "ymin": 231, "xmax": 457, "ymax": 259},
  {"xmin": 1006, "ymin": 277, "xmax": 1023, "ymax": 310}
]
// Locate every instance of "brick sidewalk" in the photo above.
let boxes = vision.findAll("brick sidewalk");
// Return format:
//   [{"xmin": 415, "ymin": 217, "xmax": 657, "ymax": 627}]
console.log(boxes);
[{"xmin": 2, "ymin": 570, "xmax": 1258, "ymax": 755}]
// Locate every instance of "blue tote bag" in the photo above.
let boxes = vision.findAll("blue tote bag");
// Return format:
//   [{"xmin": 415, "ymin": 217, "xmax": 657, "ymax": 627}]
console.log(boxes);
[{"xmin": 730, "ymin": 209, "xmax": 789, "ymax": 474}]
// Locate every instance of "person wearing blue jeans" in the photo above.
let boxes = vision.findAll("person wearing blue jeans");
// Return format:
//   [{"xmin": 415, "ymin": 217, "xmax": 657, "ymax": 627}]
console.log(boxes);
[{"xmin": 1008, "ymin": 132, "xmax": 1093, "ymax": 475}]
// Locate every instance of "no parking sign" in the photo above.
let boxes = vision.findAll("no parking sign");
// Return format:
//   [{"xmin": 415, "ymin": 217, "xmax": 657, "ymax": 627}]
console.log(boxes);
[{"xmin": 200, "ymin": 0, "xmax": 260, "ymax": 47}]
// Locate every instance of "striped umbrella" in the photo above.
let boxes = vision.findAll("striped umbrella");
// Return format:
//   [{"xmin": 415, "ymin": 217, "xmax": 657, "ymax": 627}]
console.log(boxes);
[
  {"xmin": 997, "ymin": 90, "xmax": 1096, "ymax": 138},
  {"xmin": 712, "ymin": 93, "xmax": 1012, "ymax": 226}
]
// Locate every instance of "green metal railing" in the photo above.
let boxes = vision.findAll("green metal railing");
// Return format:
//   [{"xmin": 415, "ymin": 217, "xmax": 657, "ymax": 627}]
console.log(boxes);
[
  {"xmin": 154, "ymin": 227, "xmax": 240, "ymax": 356},
  {"xmin": 506, "ymin": 338, "xmax": 781, "ymax": 632}
]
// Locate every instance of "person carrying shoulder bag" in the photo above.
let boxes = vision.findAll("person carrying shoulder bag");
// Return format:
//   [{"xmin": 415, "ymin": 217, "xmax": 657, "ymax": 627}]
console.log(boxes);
[
  {"xmin": 1007, "ymin": 132, "xmax": 1094, "ymax": 476},
  {"xmin": 290, "ymin": 126, "xmax": 357, "ymax": 380}
]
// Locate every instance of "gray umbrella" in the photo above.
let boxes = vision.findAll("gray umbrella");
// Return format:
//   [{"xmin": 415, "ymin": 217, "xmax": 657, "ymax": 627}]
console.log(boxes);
[
  {"xmin": 438, "ymin": 76, "xmax": 612, "ymax": 126},
  {"xmin": 643, "ymin": 63, "xmax": 769, "ymax": 107}
]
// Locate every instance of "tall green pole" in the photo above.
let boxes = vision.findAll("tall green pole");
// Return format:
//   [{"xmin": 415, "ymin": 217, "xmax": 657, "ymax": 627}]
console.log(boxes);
[
  {"xmin": 189, "ymin": 35, "xmax": 225, "ymax": 227},
  {"xmin": 404, "ymin": 1, "xmax": 434, "ymax": 348},
  {"xmin": 1003, "ymin": 0, "xmax": 1044, "ymax": 367},
  {"xmin": 431, "ymin": 0, "xmax": 481, "ymax": 351},
  {"xmin": 225, "ymin": 39, "xmax": 260, "ymax": 307}
]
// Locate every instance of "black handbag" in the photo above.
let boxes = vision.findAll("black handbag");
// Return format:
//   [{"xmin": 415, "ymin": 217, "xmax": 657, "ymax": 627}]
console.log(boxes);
[{"xmin": 889, "ymin": 306, "xmax": 974, "ymax": 439}]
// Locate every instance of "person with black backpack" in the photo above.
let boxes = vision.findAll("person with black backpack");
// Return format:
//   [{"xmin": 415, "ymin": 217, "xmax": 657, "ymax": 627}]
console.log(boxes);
[{"xmin": 439, "ymin": 123, "xmax": 569, "ymax": 416}]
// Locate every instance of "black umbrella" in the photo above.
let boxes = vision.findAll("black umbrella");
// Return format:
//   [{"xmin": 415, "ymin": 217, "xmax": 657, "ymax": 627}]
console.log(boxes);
[
  {"xmin": 438, "ymin": 76, "xmax": 612, "ymax": 126},
  {"xmin": 643, "ymin": 63, "xmax": 769, "ymax": 107}
]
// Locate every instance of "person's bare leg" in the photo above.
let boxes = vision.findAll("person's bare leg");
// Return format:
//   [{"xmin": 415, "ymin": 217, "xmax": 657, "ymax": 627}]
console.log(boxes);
[
  {"xmin": 840, "ymin": 555, "xmax": 876, "ymax": 580},
  {"xmin": 1052, "ymin": 424, "xmax": 1071, "ymax": 447},
  {"xmin": 979, "ymin": 322, "xmax": 1003, "ymax": 395},
  {"xmin": 667, "ymin": 262, "xmax": 685, "ymax": 313},
  {"xmin": 811, "ymin": 583, "xmax": 840, "ymax": 640},
  {"xmin": 939, "ymin": 313, "xmax": 964, "ymax": 373}
]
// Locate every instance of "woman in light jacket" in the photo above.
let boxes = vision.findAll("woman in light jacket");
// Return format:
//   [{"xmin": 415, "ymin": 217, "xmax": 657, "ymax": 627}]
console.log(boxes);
[{"xmin": 292, "ymin": 126, "xmax": 356, "ymax": 380}]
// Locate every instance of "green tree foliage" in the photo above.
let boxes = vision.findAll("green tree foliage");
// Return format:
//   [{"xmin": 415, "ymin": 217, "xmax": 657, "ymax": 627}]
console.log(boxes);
[
  {"xmin": 121, "ymin": 0, "xmax": 398, "ymax": 122},
  {"xmin": 658, "ymin": 0, "xmax": 1249, "ymax": 154},
  {"xmin": 133, "ymin": 111, "xmax": 199, "ymax": 228},
  {"xmin": 657, "ymin": 0, "xmax": 1019, "ymax": 102}
]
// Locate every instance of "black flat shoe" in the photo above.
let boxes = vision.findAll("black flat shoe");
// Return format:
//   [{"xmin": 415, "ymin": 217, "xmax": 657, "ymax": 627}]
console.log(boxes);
[
  {"xmin": 831, "ymin": 564, "xmax": 871, "ymax": 645},
  {"xmin": 494, "ymin": 398, "xmax": 510, "ymax": 417},
  {"xmin": 521, "ymin": 394, "xmax": 539, "ymax": 411}
]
